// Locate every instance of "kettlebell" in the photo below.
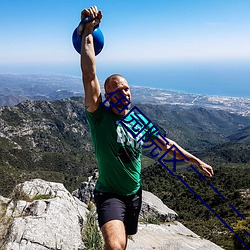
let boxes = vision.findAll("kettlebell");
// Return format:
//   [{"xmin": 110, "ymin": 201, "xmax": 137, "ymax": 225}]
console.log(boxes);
[{"xmin": 72, "ymin": 17, "xmax": 104, "ymax": 55}]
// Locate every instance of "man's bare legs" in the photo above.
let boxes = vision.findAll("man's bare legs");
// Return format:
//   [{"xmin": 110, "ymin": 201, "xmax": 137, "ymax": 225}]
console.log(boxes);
[{"xmin": 101, "ymin": 220, "xmax": 128, "ymax": 250}]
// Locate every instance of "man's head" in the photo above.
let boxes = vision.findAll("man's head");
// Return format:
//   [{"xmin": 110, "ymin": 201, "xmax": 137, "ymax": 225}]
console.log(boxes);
[{"xmin": 104, "ymin": 74, "xmax": 131, "ymax": 113}]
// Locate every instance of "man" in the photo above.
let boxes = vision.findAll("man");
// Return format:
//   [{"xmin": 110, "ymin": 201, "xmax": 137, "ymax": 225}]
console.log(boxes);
[{"xmin": 80, "ymin": 6, "xmax": 214, "ymax": 250}]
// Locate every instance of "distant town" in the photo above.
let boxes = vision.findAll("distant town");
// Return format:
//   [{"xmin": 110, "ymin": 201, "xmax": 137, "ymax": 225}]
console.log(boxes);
[
  {"xmin": 129, "ymin": 86, "xmax": 250, "ymax": 117},
  {"xmin": 0, "ymin": 74, "xmax": 249, "ymax": 117}
]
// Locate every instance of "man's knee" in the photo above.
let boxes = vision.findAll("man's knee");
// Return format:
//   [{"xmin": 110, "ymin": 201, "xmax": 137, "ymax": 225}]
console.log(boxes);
[
  {"xmin": 101, "ymin": 220, "xmax": 127, "ymax": 250},
  {"xmin": 104, "ymin": 239, "xmax": 126, "ymax": 250}
]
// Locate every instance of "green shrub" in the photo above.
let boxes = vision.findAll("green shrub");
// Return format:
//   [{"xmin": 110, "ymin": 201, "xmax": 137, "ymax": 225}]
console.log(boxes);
[
  {"xmin": 82, "ymin": 202, "xmax": 104, "ymax": 250},
  {"xmin": 232, "ymin": 215, "xmax": 250, "ymax": 249},
  {"xmin": 140, "ymin": 215, "xmax": 160, "ymax": 225}
]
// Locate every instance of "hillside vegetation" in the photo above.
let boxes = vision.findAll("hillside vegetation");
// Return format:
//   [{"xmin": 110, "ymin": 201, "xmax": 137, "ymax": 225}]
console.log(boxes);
[
  {"xmin": 142, "ymin": 162, "xmax": 250, "ymax": 249},
  {"xmin": 0, "ymin": 97, "xmax": 97, "ymax": 195}
]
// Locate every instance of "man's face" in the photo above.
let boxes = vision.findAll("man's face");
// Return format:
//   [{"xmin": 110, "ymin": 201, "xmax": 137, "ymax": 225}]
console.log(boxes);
[{"xmin": 105, "ymin": 76, "xmax": 131, "ymax": 110}]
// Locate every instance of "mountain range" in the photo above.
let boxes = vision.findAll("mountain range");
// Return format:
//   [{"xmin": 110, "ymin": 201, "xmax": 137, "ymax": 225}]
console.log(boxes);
[{"xmin": 0, "ymin": 96, "xmax": 250, "ymax": 196}]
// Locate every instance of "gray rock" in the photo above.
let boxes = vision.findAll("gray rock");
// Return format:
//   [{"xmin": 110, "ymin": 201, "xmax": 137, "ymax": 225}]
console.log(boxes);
[
  {"xmin": 72, "ymin": 169, "xmax": 98, "ymax": 204},
  {"xmin": 73, "ymin": 175, "xmax": 178, "ymax": 222},
  {"xmin": 0, "ymin": 179, "xmax": 224, "ymax": 250},
  {"xmin": 0, "ymin": 179, "xmax": 89, "ymax": 250},
  {"xmin": 239, "ymin": 188, "xmax": 250, "ymax": 199},
  {"xmin": 140, "ymin": 190, "xmax": 178, "ymax": 222},
  {"xmin": 127, "ymin": 222, "xmax": 224, "ymax": 250}
]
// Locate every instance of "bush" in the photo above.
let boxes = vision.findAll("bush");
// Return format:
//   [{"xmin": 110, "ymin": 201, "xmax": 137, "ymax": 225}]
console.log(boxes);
[
  {"xmin": 232, "ymin": 216, "xmax": 250, "ymax": 249},
  {"xmin": 82, "ymin": 202, "xmax": 104, "ymax": 250}
]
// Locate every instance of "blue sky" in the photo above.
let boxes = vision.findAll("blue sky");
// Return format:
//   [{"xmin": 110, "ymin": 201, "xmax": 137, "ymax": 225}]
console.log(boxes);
[{"xmin": 0, "ymin": 0, "xmax": 250, "ymax": 96}]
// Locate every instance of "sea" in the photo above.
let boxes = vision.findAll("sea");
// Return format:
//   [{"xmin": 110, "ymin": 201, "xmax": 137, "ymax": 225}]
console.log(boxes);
[
  {"xmin": 97, "ymin": 61, "xmax": 250, "ymax": 99},
  {"xmin": 2, "ymin": 60, "xmax": 250, "ymax": 99}
]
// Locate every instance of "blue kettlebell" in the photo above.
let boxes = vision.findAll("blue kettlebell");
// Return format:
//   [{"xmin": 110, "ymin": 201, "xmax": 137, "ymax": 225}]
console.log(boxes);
[{"xmin": 72, "ymin": 17, "xmax": 104, "ymax": 55}]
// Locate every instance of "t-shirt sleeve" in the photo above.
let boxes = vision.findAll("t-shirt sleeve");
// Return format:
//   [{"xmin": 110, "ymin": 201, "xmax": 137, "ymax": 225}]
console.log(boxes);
[{"xmin": 85, "ymin": 104, "xmax": 103, "ymax": 127}]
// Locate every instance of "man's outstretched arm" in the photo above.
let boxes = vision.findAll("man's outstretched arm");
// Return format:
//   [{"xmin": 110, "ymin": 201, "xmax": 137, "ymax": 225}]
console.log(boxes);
[
  {"xmin": 80, "ymin": 6, "xmax": 102, "ymax": 113},
  {"xmin": 154, "ymin": 136, "xmax": 214, "ymax": 177}
]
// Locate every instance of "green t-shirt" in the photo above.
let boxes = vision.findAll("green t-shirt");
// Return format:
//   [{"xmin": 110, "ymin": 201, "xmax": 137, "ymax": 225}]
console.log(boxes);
[{"xmin": 85, "ymin": 104, "xmax": 158, "ymax": 196}]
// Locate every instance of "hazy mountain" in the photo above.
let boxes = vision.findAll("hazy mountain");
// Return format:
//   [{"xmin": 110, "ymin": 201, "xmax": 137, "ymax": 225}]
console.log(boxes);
[{"xmin": 0, "ymin": 74, "xmax": 83, "ymax": 106}]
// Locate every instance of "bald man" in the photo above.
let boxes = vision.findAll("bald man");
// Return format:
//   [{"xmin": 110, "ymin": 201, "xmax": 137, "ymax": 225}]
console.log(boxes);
[{"xmin": 80, "ymin": 6, "xmax": 214, "ymax": 250}]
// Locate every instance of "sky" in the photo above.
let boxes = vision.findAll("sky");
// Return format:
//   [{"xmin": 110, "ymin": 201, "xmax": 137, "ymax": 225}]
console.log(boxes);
[{"xmin": 0, "ymin": 0, "xmax": 250, "ymax": 96}]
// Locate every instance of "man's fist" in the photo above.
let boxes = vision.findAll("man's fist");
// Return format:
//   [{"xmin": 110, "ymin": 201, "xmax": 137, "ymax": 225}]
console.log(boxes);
[{"xmin": 78, "ymin": 6, "xmax": 102, "ymax": 35}]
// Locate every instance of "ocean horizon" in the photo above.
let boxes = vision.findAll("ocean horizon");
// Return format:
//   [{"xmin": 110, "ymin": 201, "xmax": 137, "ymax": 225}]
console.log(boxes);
[
  {"xmin": 1, "ymin": 60, "xmax": 249, "ymax": 99},
  {"xmin": 100, "ymin": 61, "xmax": 250, "ymax": 99}
]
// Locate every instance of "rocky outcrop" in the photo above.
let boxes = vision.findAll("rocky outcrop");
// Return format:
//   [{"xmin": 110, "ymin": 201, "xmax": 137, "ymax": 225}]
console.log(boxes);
[
  {"xmin": 0, "ymin": 179, "xmax": 223, "ymax": 250},
  {"xmin": 73, "ymin": 174, "xmax": 178, "ymax": 222},
  {"xmin": 72, "ymin": 169, "xmax": 98, "ymax": 204},
  {"xmin": 140, "ymin": 190, "xmax": 177, "ymax": 222},
  {"xmin": 239, "ymin": 188, "xmax": 250, "ymax": 199},
  {"xmin": 0, "ymin": 98, "xmax": 96, "ymax": 196},
  {"xmin": 0, "ymin": 179, "xmax": 89, "ymax": 250},
  {"xmin": 127, "ymin": 222, "xmax": 223, "ymax": 250}
]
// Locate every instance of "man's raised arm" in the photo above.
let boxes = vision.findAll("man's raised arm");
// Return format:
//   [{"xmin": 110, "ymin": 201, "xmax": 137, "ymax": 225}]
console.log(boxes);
[
  {"xmin": 154, "ymin": 136, "xmax": 214, "ymax": 177},
  {"xmin": 80, "ymin": 6, "xmax": 102, "ymax": 113}
]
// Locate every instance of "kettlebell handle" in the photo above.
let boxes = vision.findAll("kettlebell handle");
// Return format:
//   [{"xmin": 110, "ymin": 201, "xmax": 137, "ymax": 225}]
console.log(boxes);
[{"xmin": 77, "ymin": 17, "xmax": 99, "ymax": 35}]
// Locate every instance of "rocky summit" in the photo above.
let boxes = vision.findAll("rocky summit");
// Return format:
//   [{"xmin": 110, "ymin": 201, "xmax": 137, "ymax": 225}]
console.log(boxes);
[
  {"xmin": 0, "ymin": 179, "xmax": 89, "ymax": 250},
  {"xmin": 0, "ymin": 179, "xmax": 223, "ymax": 250}
]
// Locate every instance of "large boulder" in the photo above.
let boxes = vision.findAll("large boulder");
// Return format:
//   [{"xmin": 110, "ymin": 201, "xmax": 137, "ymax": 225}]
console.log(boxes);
[
  {"xmin": 0, "ymin": 179, "xmax": 89, "ymax": 250},
  {"xmin": 127, "ymin": 222, "xmax": 224, "ymax": 250},
  {"xmin": 140, "ymin": 190, "xmax": 178, "ymax": 222},
  {"xmin": 0, "ymin": 178, "xmax": 224, "ymax": 250},
  {"xmin": 72, "ymin": 172, "xmax": 178, "ymax": 222},
  {"xmin": 72, "ymin": 169, "xmax": 98, "ymax": 204}
]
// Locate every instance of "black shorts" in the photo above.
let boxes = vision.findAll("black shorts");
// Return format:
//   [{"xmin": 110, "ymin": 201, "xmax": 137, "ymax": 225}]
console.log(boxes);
[{"xmin": 94, "ymin": 187, "xmax": 142, "ymax": 235}]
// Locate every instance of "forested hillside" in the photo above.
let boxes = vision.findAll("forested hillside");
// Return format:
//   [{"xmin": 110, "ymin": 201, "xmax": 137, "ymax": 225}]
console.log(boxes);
[
  {"xmin": 0, "ymin": 97, "xmax": 97, "ymax": 195},
  {"xmin": 141, "ymin": 162, "xmax": 250, "ymax": 249}
]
